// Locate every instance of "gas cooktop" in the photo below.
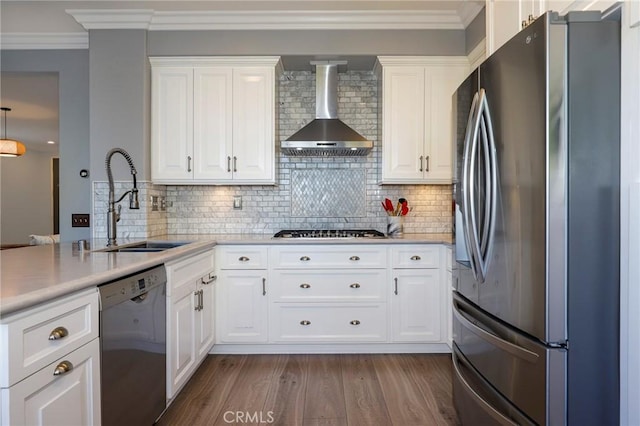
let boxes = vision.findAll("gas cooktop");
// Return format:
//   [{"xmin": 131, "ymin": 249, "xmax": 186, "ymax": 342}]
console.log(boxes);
[{"xmin": 273, "ymin": 229, "xmax": 386, "ymax": 239}]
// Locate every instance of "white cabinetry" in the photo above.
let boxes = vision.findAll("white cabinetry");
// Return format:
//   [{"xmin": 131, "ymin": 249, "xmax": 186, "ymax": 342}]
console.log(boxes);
[
  {"xmin": 0, "ymin": 288, "xmax": 100, "ymax": 426},
  {"xmin": 391, "ymin": 245, "xmax": 443, "ymax": 342},
  {"xmin": 216, "ymin": 246, "xmax": 269, "ymax": 343},
  {"xmin": 151, "ymin": 57, "xmax": 281, "ymax": 185},
  {"xmin": 166, "ymin": 250, "xmax": 216, "ymax": 400},
  {"xmin": 269, "ymin": 245, "xmax": 388, "ymax": 343},
  {"xmin": 376, "ymin": 57, "xmax": 469, "ymax": 184}
]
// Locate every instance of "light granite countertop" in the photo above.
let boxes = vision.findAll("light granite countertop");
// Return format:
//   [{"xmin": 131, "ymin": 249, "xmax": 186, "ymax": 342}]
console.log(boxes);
[{"xmin": 0, "ymin": 233, "xmax": 452, "ymax": 317}]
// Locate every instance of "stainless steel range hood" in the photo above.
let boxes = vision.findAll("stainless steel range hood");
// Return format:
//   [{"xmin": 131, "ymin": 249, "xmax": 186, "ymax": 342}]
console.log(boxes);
[{"xmin": 281, "ymin": 61, "xmax": 373, "ymax": 156}]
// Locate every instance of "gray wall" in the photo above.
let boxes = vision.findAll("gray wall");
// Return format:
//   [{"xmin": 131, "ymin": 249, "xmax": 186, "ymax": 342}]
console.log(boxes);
[
  {"xmin": 0, "ymin": 50, "xmax": 90, "ymax": 242},
  {"xmin": 0, "ymin": 152, "xmax": 55, "ymax": 244},
  {"xmin": 465, "ymin": 7, "xmax": 486, "ymax": 54},
  {"xmin": 148, "ymin": 29, "xmax": 467, "ymax": 57},
  {"xmin": 89, "ymin": 30, "xmax": 150, "ymax": 181}
]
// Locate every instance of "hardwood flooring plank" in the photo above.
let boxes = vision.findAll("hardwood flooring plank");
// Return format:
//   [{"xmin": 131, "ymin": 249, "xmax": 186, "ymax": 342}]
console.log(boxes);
[
  {"xmin": 401, "ymin": 354, "xmax": 459, "ymax": 426},
  {"xmin": 263, "ymin": 354, "xmax": 309, "ymax": 425},
  {"xmin": 212, "ymin": 354, "xmax": 285, "ymax": 425},
  {"xmin": 373, "ymin": 354, "xmax": 439, "ymax": 426},
  {"xmin": 341, "ymin": 354, "xmax": 393, "ymax": 426},
  {"xmin": 303, "ymin": 354, "xmax": 347, "ymax": 422},
  {"xmin": 157, "ymin": 355, "xmax": 247, "ymax": 426},
  {"xmin": 302, "ymin": 418, "xmax": 348, "ymax": 426}
]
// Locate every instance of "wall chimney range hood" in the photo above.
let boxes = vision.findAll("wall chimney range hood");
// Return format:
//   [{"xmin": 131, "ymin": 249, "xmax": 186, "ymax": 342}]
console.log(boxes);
[{"xmin": 281, "ymin": 61, "xmax": 373, "ymax": 156}]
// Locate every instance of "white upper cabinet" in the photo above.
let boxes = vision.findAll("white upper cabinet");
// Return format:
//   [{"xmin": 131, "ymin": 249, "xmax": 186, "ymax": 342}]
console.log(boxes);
[
  {"xmin": 151, "ymin": 57, "xmax": 281, "ymax": 185},
  {"xmin": 376, "ymin": 57, "xmax": 469, "ymax": 184},
  {"xmin": 486, "ymin": 0, "xmax": 620, "ymax": 56}
]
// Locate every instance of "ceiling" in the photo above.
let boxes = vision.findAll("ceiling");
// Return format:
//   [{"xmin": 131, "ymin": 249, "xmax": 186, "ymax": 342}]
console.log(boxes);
[{"xmin": 0, "ymin": 73, "xmax": 59, "ymax": 155}]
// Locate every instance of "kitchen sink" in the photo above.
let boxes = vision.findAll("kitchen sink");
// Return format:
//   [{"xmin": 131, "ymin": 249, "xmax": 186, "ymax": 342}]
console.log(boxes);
[{"xmin": 97, "ymin": 241, "xmax": 191, "ymax": 253}]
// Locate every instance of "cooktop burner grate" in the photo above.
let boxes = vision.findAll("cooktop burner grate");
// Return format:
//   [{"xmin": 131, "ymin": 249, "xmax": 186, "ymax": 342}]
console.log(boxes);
[{"xmin": 273, "ymin": 229, "xmax": 386, "ymax": 239}]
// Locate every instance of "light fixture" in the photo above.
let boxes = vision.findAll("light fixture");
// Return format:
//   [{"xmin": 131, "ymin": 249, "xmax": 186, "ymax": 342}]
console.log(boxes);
[{"xmin": 0, "ymin": 107, "xmax": 26, "ymax": 157}]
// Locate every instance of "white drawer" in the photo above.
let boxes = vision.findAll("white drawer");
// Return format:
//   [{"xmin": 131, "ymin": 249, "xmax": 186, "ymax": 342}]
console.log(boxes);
[
  {"xmin": 391, "ymin": 245, "xmax": 440, "ymax": 269},
  {"xmin": 166, "ymin": 249, "xmax": 214, "ymax": 295},
  {"xmin": 271, "ymin": 269, "xmax": 387, "ymax": 303},
  {"xmin": 0, "ymin": 288, "xmax": 98, "ymax": 388},
  {"xmin": 217, "ymin": 246, "xmax": 268, "ymax": 269},
  {"xmin": 270, "ymin": 245, "xmax": 387, "ymax": 269},
  {"xmin": 270, "ymin": 303, "xmax": 387, "ymax": 342}
]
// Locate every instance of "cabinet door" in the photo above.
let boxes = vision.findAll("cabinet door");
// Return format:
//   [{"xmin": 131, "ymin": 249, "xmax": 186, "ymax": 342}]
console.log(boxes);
[
  {"xmin": 381, "ymin": 66, "xmax": 426, "ymax": 181},
  {"xmin": 391, "ymin": 269, "xmax": 441, "ymax": 342},
  {"xmin": 232, "ymin": 67, "xmax": 275, "ymax": 183},
  {"xmin": 196, "ymin": 281, "xmax": 215, "ymax": 360},
  {"xmin": 194, "ymin": 67, "xmax": 233, "ymax": 181},
  {"xmin": 425, "ymin": 64, "xmax": 469, "ymax": 182},
  {"xmin": 486, "ymin": 0, "xmax": 523, "ymax": 55},
  {"xmin": 1, "ymin": 339, "xmax": 100, "ymax": 426},
  {"xmin": 168, "ymin": 283, "xmax": 197, "ymax": 399},
  {"xmin": 217, "ymin": 271, "xmax": 268, "ymax": 342},
  {"xmin": 152, "ymin": 67, "xmax": 193, "ymax": 182}
]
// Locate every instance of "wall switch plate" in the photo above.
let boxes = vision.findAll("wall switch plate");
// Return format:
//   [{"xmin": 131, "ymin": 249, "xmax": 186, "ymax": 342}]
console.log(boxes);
[
  {"xmin": 71, "ymin": 214, "xmax": 90, "ymax": 227},
  {"xmin": 150, "ymin": 196, "xmax": 159, "ymax": 212},
  {"xmin": 233, "ymin": 196, "xmax": 242, "ymax": 210}
]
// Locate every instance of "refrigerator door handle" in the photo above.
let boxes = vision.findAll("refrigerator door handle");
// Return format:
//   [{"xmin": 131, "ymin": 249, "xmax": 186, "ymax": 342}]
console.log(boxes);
[
  {"xmin": 453, "ymin": 299, "xmax": 539, "ymax": 364},
  {"xmin": 462, "ymin": 91, "xmax": 482, "ymax": 281},
  {"xmin": 452, "ymin": 347, "xmax": 519, "ymax": 426}
]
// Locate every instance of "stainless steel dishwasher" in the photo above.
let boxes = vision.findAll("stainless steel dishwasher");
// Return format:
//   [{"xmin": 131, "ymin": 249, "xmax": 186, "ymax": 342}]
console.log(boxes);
[{"xmin": 98, "ymin": 264, "xmax": 167, "ymax": 426}]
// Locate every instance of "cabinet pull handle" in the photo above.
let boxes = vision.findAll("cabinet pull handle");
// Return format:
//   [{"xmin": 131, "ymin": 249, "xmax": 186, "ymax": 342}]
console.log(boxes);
[
  {"xmin": 194, "ymin": 290, "xmax": 201, "ymax": 311},
  {"xmin": 200, "ymin": 289, "xmax": 205, "ymax": 309},
  {"xmin": 262, "ymin": 278, "xmax": 267, "ymax": 296},
  {"xmin": 187, "ymin": 155, "xmax": 192, "ymax": 172},
  {"xmin": 300, "ymin": 256, "xmax": 311, "ymax": 261},
  {"xmin": 349, "ymin": 255, "xmax": 360, "ymax": 261},
  {"xmin": 349, "ymin": 283, "xmax": 361, "ymax": 289},
  {"xmin": 300, "ymin": 283, "xmax": 311, "ymax": 289},
  {"xmin": 410, "ymin": 255, "xmax": 421, "ymax": 261},
  {"xmin": 419, "ymin": 155, "xmax": 424, "ymax": 172},
  {"xmin": 238, "ymin": 256, "xmax": 250, "ymax": 262},
  {"xmin": 350, "ymin": 320, "xmax": 361, "ymax": 326},
  {"xmin": 53, "ymin": 361, "xmax": 73, "ymax": 376},
  {"xmin": 233, "ymin": 156, "xmax": 237, "ymax": 172},
  {"xmin": 300, "ymin": 320, "xmax": 311, "ymax": 326},
  {"xmin": 425, "ymin": 155, "xmax": 430, "ymax": 172},
  {"xmin": 48, "ymin": 326, "xmax": 69, "ymax": 341},
  {"xmin": 394, "ymin": 277, "xmax": 398, "ymax": 295},
  {"xmin": 227, "ymin": 156, "xmax": 231, "ymax": 173}
]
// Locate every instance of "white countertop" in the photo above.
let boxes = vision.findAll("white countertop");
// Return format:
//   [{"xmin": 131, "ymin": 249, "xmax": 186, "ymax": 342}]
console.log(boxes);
[{"xmin": 0, "ymin": 233, "xmax": 452, "ymax": 317}]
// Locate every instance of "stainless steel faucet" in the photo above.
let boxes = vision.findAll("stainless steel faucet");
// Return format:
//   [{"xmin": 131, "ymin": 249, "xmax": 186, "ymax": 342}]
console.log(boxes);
[{"xmin": 105, "ymin": 148, "xmax": 139, "ymax": 246}]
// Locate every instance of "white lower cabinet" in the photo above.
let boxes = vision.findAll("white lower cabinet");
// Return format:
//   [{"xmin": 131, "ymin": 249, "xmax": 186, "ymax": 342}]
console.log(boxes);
[
  {"xmin": 214, "ymin": 243, "xmax": 450, "ymax": 351},
  {"xmin": 0, "ymin": 288, "xmax": 100, "ymax": 426},
  {"xmin": 391, "ymin": 245, "xmax": 444, "ymax": 343},
  {"xmin": 0, "ymin": 340, "xmax": 100, "ymax": 426},
  {"xmin": 216, "ymin": 246, "xmax": 269, "ymax": 343},
  {"xmin": 166, "ymin": 250, "xmax": 216, "ymax": 400}
]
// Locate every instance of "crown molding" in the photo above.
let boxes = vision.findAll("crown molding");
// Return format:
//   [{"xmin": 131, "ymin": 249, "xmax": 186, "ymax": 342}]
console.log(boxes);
[
  {"xmin": 467, "ymin": 38, "xmax": 486, "ymax": 69},
  {"xmin": 458, "ymin": 3, "xmax": 485, "ymax": 28},
  {"xmin": 0, "ymin": 32, "xmax": 88, "ymax": 50},
  {"xmin": 66, "ymin": 8, "xmax": 480, "ymax": 31}
]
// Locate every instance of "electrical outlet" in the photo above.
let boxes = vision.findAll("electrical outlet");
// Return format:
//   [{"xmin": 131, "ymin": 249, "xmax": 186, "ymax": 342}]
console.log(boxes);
[
  {"xmin": 72, "ymin": 214, "xmax": 90, "ymax": 227},
  {"xmin": 233, "ymin": 196, "xmax": 242, "ymax": 210}
]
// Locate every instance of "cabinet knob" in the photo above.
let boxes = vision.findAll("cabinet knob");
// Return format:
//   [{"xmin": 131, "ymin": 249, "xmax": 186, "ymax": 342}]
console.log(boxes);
[
  {"xmin": 48, "ymin": 326, "xmax": 69, "ymax": 341},
  {"xmin": 410, "ymin": 255, "xmax": 421, "ymax": 261},
  {"xmin": 300, "ymin": 320, "xmax": 311, "ymax": 326},
  {"xmin": 349, "ymin": 283, "xmax": 361, "ymax": 289},
  {"xmin": 300, "ymin": 283, "xmax": 311, "ymax": 289},
  {"xmin": 349, "ymin": 256, "xmax": 360, "ymax": 261},
  {"xmin": 53, "ymin": 361, "xmax": 73, "ymax": 376},
  {"xmin": 300, "ymin": 256, "xmax": 311, "ymax": 261},
  {"xmin": 238, "ymin": 256, "xmax": 250, "ymax": 262},
  {"xmin": 350, "ymin": 320, "xmax": 361, "ymax": 326}
]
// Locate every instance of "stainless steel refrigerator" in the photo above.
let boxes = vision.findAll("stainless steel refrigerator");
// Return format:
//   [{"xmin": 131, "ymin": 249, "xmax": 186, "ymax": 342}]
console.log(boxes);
[{"xmin": 452, "ymin": 10, "xmax": 620, "ymax": 426}]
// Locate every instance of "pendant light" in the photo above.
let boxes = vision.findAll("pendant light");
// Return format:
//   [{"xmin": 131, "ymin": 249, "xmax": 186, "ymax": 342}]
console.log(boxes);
[{"xmin": 0, "ymin": 107, "xmax": 26, "ymax": 157}]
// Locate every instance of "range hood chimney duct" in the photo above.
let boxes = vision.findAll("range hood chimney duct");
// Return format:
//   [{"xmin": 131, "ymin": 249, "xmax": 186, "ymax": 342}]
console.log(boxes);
[{"xmin": 281, "ymin": 61, "xmax": 373, "ymax": 156}]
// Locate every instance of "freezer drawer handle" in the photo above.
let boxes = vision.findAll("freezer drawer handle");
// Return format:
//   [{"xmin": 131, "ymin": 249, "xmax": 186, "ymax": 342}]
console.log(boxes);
[
  {"xmin": 452, "ymin": 350, "xmax": 518, "ymax": 426},
  {"xmin": 453, "ymin": 302, "xmax": 539, "ymax": 364}
]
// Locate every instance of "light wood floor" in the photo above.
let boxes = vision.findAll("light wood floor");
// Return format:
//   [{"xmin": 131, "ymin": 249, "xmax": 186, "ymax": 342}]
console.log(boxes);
[{"xmin": 158, "ymin": 354, "xmax": 459, "ymax": 426}]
